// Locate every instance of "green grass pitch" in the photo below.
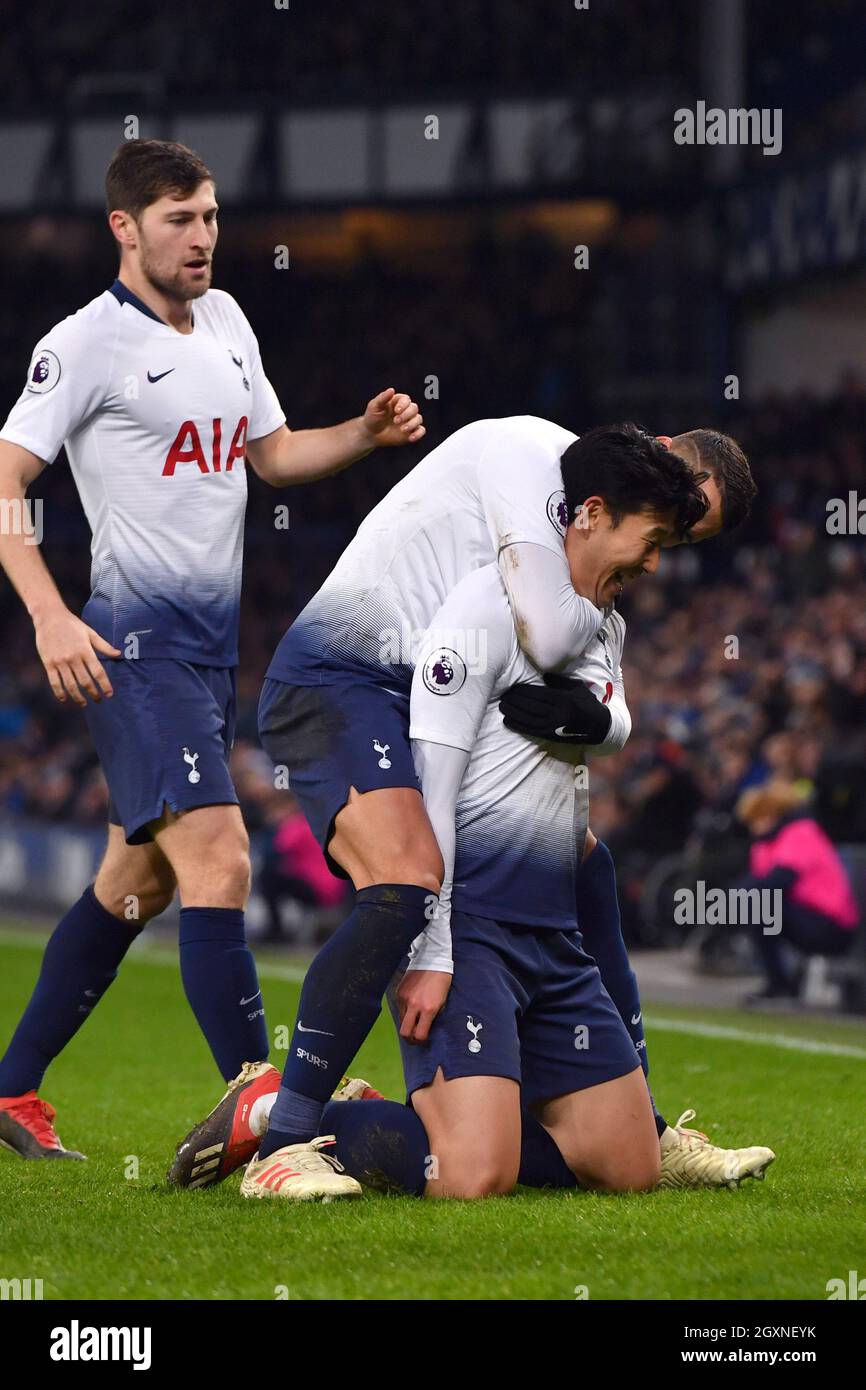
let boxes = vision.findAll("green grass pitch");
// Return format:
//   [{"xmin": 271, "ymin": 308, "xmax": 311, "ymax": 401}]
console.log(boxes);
[{"xmin": 0, "ymin": 922, "xmax": 864, "ymax": 1301}]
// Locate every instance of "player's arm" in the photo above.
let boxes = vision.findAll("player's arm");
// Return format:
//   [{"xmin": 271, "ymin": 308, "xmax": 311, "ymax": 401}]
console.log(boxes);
[
  {"xmin": 594, "ymin": 660, "xmax": 631, "ymax": 755},
  {"xmin": 399, "ymin": 570, "xmax": 511, "ymax": 1043},
  {"xmin": 245, "ymin": 388, "xmax": 425, "ymax": 487},
  {"xmin": 0, "ymin": 440, "xmax": 120, "ymax": 705},
  {"xmin": 477, "ymin": 425, "xmax": 603, "ymax": 671},
  {"xmin": 498, "ymin": 543, "xmax": 605, "ymax": 672},
  {"xmin": 500, "ymin": 614, "xmax": 632, "ymax": 751},
  {"xmin": 407, "ymin": 739, "xmax": 471, "ymax": 975},
  {"xmin": 584, "ymin": 613, "xmax": 631, "ymax": 755}
]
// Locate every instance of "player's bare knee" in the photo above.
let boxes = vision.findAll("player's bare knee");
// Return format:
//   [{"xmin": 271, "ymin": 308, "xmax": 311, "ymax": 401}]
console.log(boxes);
[
  {"xmin": 95, "ymin": 877, "xmax": 175, "ymax": 923},
  {"xmin": 93, "ymin": 884, "xmax": 131, "ymax": 921},
  {"xmin": 611, "ymin": 1157, "xmax": 660, "ymax": 1194},
  {"xmin": 173, "ymin": 838, "xmax": 250, "ymax": 905},
  {"xmin": 438, "ymin": 1166, "xmax": 517, "ymax": 1199},
  {"xmin": 122, "ymin": 882, "xmax": 175, "ymax": 923},
  {"xmin": 211, "ymin": 845, "xmax": 252, "ymax": 902},
  {"xmin": 428, "ymin": 1145, "xmax": 517, "ymax": 1199},
  {"xmin": 137, "ymin": 883, "xmax": 176, "ymax": 922},
  {"xmin": 581, "ymin": 1149, "xmax": 660, "ymax": 1193}
]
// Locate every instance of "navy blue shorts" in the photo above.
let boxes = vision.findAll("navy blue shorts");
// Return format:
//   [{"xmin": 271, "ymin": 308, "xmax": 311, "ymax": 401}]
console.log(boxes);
[
  {"xmin": 258, "ymin": 674, "xmax": 419, "ymax": 878},
  {"xmin": 83, "ymin": 659, "xmax": 238, "ymax": 845},
  {"xmin": 390, "ymin": 911, "xmax": 641, "ymax": 1107}
]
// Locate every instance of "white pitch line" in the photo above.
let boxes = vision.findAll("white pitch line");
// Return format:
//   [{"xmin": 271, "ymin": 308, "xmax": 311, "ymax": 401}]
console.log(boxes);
[
  {"xmin": 1, "ymin": 928, "xmax": 864, "ymax": 1057},
  {"xmin": 649, "ymin": 1015, "xmax": 866, "ymax": 1060},
  {"xmin": 0, "ymin": 928, "xmax": 307, "ymax": 984}
]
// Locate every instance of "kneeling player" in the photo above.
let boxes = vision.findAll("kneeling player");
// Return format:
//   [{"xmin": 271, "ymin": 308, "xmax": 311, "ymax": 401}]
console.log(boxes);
[
  {"xmin": 388, "ymin": 554, "xmax": 774, "ymax": 1195},
  {"xmin": 391, "ymin": 566, "xmax": 657, "ymax": 1195}
]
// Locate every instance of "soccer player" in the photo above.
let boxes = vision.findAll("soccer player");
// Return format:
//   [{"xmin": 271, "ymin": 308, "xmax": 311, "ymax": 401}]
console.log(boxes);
[
  {"xmin": 383, "ymin": 462, "xmax": 774, "ymax": 1196},
  {"xmin": 235, "ymin": 420, "xmax": 753, "ymax": 1193},
  {"xmin": 177, "ymin": 432, "xmax": 773, "ymax": 1199},
  {"xmin": 250, "ymin": 422, "xmax": 750, "ymax": 1184},
  {"xmin": 0, "ymin": 138, "xmax": 424, "ymax": 1161}
]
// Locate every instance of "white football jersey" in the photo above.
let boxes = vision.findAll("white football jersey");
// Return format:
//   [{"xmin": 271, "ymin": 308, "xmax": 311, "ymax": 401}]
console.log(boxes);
[
  {"xmin": 1, "ymin": 281, "xmax": 285, "ymax": 664},
  {"xmin": 409, "ymin": 563, "xmax": 629, "ymax": 930},
  {"xmin": 266, "ymin": 414, "xmax": 578, "ymax": 688}
]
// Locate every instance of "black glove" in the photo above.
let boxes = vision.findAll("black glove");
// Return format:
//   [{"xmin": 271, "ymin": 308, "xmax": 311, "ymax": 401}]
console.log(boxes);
[{"xmin": 499, "ymin": 673, "xmax": 612, "ymax": 745}]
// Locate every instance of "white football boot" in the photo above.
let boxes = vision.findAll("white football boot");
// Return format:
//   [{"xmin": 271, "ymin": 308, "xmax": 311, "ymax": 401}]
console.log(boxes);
[
  {"xmin": 658, "ymin": 1109, "xmax": 776, "ymax": 1189},
  {"xmin": 240, "ymin": 1135, "xmax": 362, "ymax": 1202}
]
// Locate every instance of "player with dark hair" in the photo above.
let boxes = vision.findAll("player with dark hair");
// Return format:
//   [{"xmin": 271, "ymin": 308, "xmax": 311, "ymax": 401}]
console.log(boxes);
[
  {"xmin": 0, "ymin": 138, "xmax": 424, "ymax": 1163},
  {"xmin": 559, "ymin": 423, "xmax": 754, "ymax": 542},
  {"xmin": 661, "ymin": 428, "xmax": 755, "ymax": 537},
  {"xmin": 168, "ymin": 418, "xmax": 759, "ymax": 1198},
  {"xmin": 170, "ymin": 436, "xmax": 772, "ymax": 1199}
]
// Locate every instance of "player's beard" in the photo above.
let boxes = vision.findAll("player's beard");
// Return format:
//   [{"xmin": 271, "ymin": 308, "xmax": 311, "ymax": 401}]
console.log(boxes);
[{"xmin": 139, "ymin": 246, "xmax": 212, "ymax": 303}]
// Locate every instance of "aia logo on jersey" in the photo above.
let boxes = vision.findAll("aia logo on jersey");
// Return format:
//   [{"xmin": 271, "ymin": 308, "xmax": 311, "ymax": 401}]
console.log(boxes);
[{"xmin": 162, "ymin": 417, "xmax": 248, "ymax": 476}]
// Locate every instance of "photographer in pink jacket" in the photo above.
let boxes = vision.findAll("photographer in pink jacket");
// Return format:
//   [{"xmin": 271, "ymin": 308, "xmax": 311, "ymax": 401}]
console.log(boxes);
[{"xmin": 737, "ymin": 781, "xmax": 860, "ymax": 1003}]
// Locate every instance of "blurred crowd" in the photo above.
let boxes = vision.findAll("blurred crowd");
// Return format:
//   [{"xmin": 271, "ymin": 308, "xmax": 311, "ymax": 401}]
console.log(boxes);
[
  {"xmin": 7, "ymin": 0, "xmax": 865, "ymax": 187},
  {"xmin": 3, "ymin": 360, "xmax": 866, "ymax": 921},
  {"xmin": 746, "ymin": 0, "xmax": 866, "ymax": 170},
  {"xmin": 8, "ymin": 0, "xmax": 697, "ymax": 107},
  {"xmin": 590, "ymin": 380, "xmax": 866, "ymax": 941},
  {"xmin": 1, "ymin": 185, "xmax": 865, "ymax": 946}
]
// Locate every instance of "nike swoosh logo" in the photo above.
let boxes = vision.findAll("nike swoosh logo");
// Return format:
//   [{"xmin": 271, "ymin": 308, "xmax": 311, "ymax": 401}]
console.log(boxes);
[
  {"xmin": 631, "ymin": 1012, "xmax": 642, "ymax": 1025},
  {"xmin": 239, "ymin": 991, "xmax": 261, "ymax": 1006},
  {"xmin": 297, "ymin": 1022, "xmax": 335, "ymax": 1036},
  {"xmin": 554, "ymin": 726, "xmax": 582, "ymax": 738},
  {"xmin": 147, "ymin": 368, "xmax": 175, "ymax": 383}
]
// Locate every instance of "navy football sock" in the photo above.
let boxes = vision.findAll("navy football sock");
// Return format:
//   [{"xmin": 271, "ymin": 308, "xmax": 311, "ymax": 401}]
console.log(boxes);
[
  {"xmin": 0, "ymin": 885, "xmax": 141, "ymax": 1096},
  {"xmin": 320, "ymin": 1098, "xmax": 430, "ymax": 1196},
  {"xmin": 178, "ymin": 907, "xmax": 269, "ymax": 1082},
  {"xmin": 577, "ymin": 840, "xmax": 667, "ymax": 1133},
  {"xmin": 518, "ymin": 1108, "xmax": 578, "ymax": 1189},
  {"xmin": 318, "ymin": 1101, "xmax": 580, "ymax": 1195},
  {"xmin": 259, "ymin": 883, "xmax": 434, "ymax": 1157},
  {"xmin": 261, "ymin": 1086, "xmax": 323, "ymax": 1152}
]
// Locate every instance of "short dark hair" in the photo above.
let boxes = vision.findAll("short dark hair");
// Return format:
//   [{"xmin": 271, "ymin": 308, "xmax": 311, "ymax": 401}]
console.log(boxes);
[
  {"xmin": 105, "ymin": 139, "xmax": 213, "ymax": 221},
  {"xmin": 674, "ymin": 428, "xmax": 756, "ymax": 532},
  {"xmin": 560, "ymin": 423, "xmax": 709, "ymax": 539}
]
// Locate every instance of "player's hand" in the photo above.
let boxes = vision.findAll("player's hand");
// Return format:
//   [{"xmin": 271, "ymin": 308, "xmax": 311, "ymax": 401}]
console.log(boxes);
[
  {"xmin": 499, "ymin": 673, "xmax": 612, "ymax": 745},
  {"xmin": 361, "ymin": 387, "xmax": 426, "ymax": 447},
  {"xmin": 34, "ymin": 609, "xmax": 121, "ymax": 706},
  {"xmin": 396, "ymin": 969, "xmax": 452, "ymax": 1044}
]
